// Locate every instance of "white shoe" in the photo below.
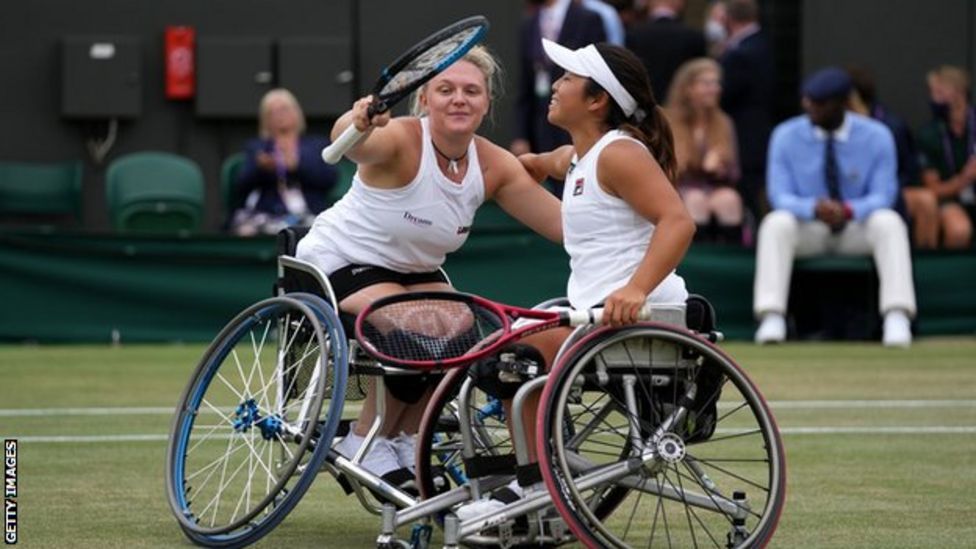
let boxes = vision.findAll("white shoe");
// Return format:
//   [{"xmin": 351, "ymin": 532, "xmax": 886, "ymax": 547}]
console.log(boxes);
[
  {"xmin": 882, "ymin": 310, "xmax": 912, "ymax": 348},
  {"xmin": 453, "ymin": 479, "xmax": 524, "ymax": 521},
  {"xmin": 755, "ymin": 313, "xmax": 786, "ymax": 344},
  {"xmin": 391, "ymin": 432, "xmax": 417, "ymax": 472},
  {"xmin": 454, "ymin": 496, "xmax": 507, "ymax": 522},
  {"xmin": 334, "ymin": 425, "xmax": 400, "ymax": 477}
]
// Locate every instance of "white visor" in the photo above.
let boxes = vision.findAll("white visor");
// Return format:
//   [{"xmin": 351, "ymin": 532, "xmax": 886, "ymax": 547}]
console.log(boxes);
[{"xmin": 541, "ymin": 38, "xmax": 640, "ymax": 118}]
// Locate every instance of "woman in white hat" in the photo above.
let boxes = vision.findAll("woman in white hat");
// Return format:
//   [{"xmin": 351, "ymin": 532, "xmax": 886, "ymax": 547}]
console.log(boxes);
[
  {"xmin": 520, "ymin": 39, "xmax": 695, "ymax": 355},
  {"xmin": 458, "ymin": 40, "xmax": 696, "ymax": 519}
]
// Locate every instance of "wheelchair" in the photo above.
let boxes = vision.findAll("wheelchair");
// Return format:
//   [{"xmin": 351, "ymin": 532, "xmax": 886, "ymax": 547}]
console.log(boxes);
[{"xmin": 165, "ymin": 227, "xmax": 786, "ymax": 548}]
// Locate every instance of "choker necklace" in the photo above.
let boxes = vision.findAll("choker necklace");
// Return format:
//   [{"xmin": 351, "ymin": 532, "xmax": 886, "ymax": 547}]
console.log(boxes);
[{"xmin": 431, "ymin": 139, "xmax": 468, "ymax": 175}]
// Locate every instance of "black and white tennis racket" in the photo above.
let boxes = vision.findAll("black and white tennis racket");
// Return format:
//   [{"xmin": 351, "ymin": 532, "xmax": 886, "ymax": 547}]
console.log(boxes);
[
  {"xmin": 354, "ymin": 291, "xmax": 653, "ymax": 370},
  {"xmin": 321, "ymin": 15, "xmax": 489, "ymax": 164}
]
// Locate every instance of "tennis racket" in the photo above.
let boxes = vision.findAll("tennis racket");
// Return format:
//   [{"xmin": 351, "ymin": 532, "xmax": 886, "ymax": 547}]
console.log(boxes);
[
  {"xmin": 354, "ymin": 291, "xmax": 654, "ymax": 370},
  {"xmin": 321, "ymin": 15, "xmax": 489, "ymax": 164}
]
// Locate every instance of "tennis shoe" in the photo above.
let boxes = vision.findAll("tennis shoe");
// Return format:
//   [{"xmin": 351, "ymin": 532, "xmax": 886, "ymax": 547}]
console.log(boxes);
[
  {"xmin": 882, "ymin": 310, "xmax": 912, "ymax": 348},
  {"xmin": 334, "ymin": 424, "xmax": 400, "ymax": 477},
  {"xmin": 391, "ymin": 431, "xmax": 418, "ymax": 472},
  {"xmin": 755, "ymin": 313, "xmax": 786, "ymax": 344},
  {"xmin": 454, "ymin": 480, "xmax": 524, "ymax": 522}
]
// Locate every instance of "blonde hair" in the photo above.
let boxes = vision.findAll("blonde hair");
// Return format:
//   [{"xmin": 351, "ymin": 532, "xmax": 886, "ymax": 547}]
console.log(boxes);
[
  {"xmin": 666, "ymin": 58, "xmax": 723, "ymax": 119},
  {"xmin": 664, "ymin": 58, "xmax": 738, "ymax": 179},
  {"xmin": 409, "ymin": 45, "xmax": 502, "ymax": 119},
  {"xmin": 258, "ymin": 88, "xmax": 306, "ymax": 139},
  {"xmin": 928, "ymin": 65, "xmax": 971, "ymax": 97}
]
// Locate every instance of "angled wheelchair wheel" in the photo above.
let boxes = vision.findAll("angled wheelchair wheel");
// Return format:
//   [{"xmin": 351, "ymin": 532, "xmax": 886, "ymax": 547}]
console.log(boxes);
[
  {"xmin": 537, "ymin": 323, "xmax": 786, "ymax": 549},
  {"xmin": 166, "ymin": 294, "xmax": 348, "ymax": 547},
  {"xmin": 415, "ymin": 368, "xmax": 515, "ymax": 503}
]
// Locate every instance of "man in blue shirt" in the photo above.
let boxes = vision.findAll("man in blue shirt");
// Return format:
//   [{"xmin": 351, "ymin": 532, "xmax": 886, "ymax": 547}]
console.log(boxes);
[{"xmin": 753, "ymin": 67, "xmax": 916, "ymax": 347}]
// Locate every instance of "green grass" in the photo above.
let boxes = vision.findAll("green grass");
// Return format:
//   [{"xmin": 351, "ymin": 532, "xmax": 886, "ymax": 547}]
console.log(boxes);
[{"xmin": 2, "ymin": 340, "xmax": 975, "ymax": 548}]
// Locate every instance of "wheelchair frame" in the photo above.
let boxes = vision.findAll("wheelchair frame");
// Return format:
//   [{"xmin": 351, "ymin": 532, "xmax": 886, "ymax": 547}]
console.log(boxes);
[{"xmin": 165, "ymin": 249, "xmax": 786, "ymax": 549}]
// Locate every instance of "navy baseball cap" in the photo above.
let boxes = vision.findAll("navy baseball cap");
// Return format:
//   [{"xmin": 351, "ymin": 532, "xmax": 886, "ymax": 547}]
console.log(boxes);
[{"xmin": 802, "ymin": 67, "xmax": 852, "ymax": 101}]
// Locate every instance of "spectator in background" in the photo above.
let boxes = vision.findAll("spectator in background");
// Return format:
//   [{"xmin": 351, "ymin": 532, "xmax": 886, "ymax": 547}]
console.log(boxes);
[
  {"xmin": 916, "ymin": 65, "xmax": 976, "ymax": 249},
  {"xmin": 753, "ymin": 67, "xmax": 916, "ymax": 347},
  {"xmin": 626, "ymin": 0, "xmax": 706, "ymax": 102},
  {"xmin": 513, "ymin": 0, "xmax": 606, "ymax": 157},
  {"xmin": 231, "ymin": 89, "xmax": 337, "ymax": 236},
  {"xmin": 603, "ymin": 0, "xmax": 647, "ymax": 29},
  {"xmin": 719, "ymin": 0, "xmax": 774, "ymax": 220},
  {"xmin": 847, "ymin": 67, "xmax": 939, "ymax": 249},
  {"xmin": 581, "ymin": 0, "xmax": 625, "ymax": 46},
  {"xmin": 513, "ymin": 0, "xmax": 606, "ymax": 192},
  {"xmin": 665, "ymin": 58, "xmax": 743, "ymax": 243},
  {"xmin": 704, "ymin": 0, "xmax": 729, "ymax": 58}
]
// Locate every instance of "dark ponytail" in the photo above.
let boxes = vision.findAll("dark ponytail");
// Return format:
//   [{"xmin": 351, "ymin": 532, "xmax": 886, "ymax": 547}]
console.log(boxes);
[{"xmin": 586, "ymin": 44, "xmax": 677, "ymax": 183}]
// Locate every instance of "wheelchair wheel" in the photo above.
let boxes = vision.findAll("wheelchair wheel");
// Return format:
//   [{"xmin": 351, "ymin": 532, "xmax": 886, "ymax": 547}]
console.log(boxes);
[
  {"xmin": 166, "ymin": 294, "xmax": 348, "ymax": 547},
  {"xmin": 537, "ymin": 324, "xmax": 786, "ymax": 549},
  {"xmin": 415, "ymin": 368, "xmax": 515, "ymax": 503}
]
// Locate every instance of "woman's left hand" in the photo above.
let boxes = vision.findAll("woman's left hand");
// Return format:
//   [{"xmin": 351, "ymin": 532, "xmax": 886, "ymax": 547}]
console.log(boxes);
[{"xmin": 602, "ymin": 284, "xmax": 649, "ymax": 326}]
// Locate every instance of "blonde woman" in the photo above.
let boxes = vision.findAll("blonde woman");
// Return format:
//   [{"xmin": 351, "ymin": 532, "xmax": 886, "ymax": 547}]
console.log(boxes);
[
  {"xmin": 917, "ymin": 65, "xmax": 976, "ymax": 248},
  {"xmin": 665, "ymin": 58, "xmax": 744, "ymax": 243},
  {"xmin": 296, "ymin": 46, "xmax": 562, "ymax": 481},
  {"xmin": 232, "ymin": 89, "xmax": 338, "ymax": 236}
]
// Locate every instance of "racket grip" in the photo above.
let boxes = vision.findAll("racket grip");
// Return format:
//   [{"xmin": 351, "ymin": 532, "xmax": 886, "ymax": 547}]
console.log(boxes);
[
  {"xmin": 570, "ymin": 305, "xmax": 655, "ymax": 326},
  {"xmin": 321, "ymin": 124, "xmax": 366, "ymax": 164}
]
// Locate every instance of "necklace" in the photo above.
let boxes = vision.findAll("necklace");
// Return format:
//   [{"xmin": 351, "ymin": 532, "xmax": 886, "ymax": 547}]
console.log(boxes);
[{"xmin": 431, "ymin": 139, "xmax": 469, "ymax": 175}]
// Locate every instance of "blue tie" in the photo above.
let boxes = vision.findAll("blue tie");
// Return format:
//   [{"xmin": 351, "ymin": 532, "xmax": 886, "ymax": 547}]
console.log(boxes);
[{"xmin": 825, "ymin": 136, "xmax": 841, "ymax": 201}]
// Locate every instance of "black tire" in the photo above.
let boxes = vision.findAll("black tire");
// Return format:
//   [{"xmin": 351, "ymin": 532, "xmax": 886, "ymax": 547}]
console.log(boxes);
[
  {"xmin": 538, "ymin": 324, "xmax": 786, "ymax": 548},
  {"xmin": 415, "ymin": 368, "xmax": 515, "ymax": 503}
]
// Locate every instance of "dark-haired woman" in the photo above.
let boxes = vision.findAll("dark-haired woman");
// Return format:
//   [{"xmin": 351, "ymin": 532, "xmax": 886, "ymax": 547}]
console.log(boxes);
[
  {"xmin": 523, "ymin": 39, "xmax": 694, "ymax": 334},
  {"xmin": 457, "ymin": 40, "xmax": 695, "ymax": 519}
]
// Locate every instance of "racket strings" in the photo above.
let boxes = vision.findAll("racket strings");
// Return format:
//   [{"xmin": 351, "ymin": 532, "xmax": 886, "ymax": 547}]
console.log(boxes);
[
  {"xmin": 359, "ymin": 298, "xmax": 505, "ymax": 363},
  {"xmin": 380, "ymin": 28, "xmax": 482, "ymax": 96}
]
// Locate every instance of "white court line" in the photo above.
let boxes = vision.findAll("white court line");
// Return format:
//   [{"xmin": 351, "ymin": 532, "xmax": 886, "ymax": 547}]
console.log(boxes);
[
  {"xmin": 766, "ymin": 400, "xmax": 976, "ymax": 409},
  {"xmin": 0, "ymin": 404, "xmax": 365, "ymax": 417},
  {"xmin": 777, "ymin": 426, "xmax": 976, "ymax": 435},
  {"xmin": 2, "ymin": 400, "xmax": 975, "ymax": 417},
  {"xmin": 0, "ymin": 407, "xmax": 174, "ymax": 416},
  {"xmin": 7, "ymin": 425, "xmax": 976, "ymax": 443}
]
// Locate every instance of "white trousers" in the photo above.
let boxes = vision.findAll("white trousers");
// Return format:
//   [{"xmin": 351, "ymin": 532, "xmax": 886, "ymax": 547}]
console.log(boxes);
[{"xmin": 753, "ymin": 209, "xmax": 917, "ymax": 318}]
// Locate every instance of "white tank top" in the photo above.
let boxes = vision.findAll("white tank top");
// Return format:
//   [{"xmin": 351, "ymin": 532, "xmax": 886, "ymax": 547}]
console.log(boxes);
[
  {"xmin": 296, "ymin": 117, "xmax": 485, "ymax": 274},
  {"xmin": 562, "ymin": 130, "xmax": 688, "ymax": 309}
]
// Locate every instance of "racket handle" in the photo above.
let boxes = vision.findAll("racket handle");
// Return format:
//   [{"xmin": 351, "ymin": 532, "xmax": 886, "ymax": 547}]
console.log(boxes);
[
  {"xmin": 321, "ymin": 124, "xmax": 366, "ymax": 164},
  {"xmin": 569, "ymin": 305, "xmax": 655, "ymax": 326}
]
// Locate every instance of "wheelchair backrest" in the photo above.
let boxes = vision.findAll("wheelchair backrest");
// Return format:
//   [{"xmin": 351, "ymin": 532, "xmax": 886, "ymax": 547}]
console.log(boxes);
[{"xmin": 275, "ymin": 226, "xmax": 340, "ymax": 312}]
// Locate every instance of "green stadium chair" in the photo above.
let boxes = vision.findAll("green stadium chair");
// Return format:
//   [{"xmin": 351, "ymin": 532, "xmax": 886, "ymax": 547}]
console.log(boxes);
[
  {"xmin": 0, "ymin": 160, "xmax": 83, "ymax": 225},
  {"xmin": 219, "ymin": 151, "xmax": 246, "ymax": 225},
  {"xmin": 105, "ymin": 152, "xmax": 204, "ymax": 234}
]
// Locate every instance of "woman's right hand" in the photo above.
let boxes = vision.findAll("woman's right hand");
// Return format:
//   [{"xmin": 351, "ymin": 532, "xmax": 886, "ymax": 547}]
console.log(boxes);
[{"xmin": 351, "ymin": 95, "xmax": 391, "ymax": 132}]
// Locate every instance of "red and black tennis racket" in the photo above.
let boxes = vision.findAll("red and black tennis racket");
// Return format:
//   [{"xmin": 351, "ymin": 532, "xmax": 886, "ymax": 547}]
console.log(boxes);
[
  {"xmin": 322, "ymin": 15, "xmax": 489, "ymax": 164},
  {"xmin": 354, "ymin": 291, "xmax": 652, "ymax": 370}
]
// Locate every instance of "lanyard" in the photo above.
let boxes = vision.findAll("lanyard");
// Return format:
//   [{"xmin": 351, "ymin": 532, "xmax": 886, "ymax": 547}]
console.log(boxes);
[{"xmin": 938, "ymin": 106, "xmax": 975, "ymax": 174}]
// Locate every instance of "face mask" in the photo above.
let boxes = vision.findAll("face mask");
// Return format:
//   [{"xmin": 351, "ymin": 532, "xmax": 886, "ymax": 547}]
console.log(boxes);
[
  {"xmin": 705, "ymin": 20, "xmax": 727, "ymax": 43},
  {"xmin": 930, "ymin": 100, "xmax": 950, "ymax": 120}
]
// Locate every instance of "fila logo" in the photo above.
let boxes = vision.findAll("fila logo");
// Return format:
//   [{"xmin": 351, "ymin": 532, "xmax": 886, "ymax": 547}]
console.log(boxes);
[
  {"xmin": 572, "ymin": 178, "xmax": 585, "ymax": 196},
  {"xmin": 456, "ymin": 225, "xmax": 471, "ymax": 235}
]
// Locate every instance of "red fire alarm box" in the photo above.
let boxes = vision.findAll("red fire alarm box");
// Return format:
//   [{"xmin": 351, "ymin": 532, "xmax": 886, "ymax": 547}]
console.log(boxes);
[{"xmin": 165, "ymin": 26, "xmax": 195, "ymax": 99}]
